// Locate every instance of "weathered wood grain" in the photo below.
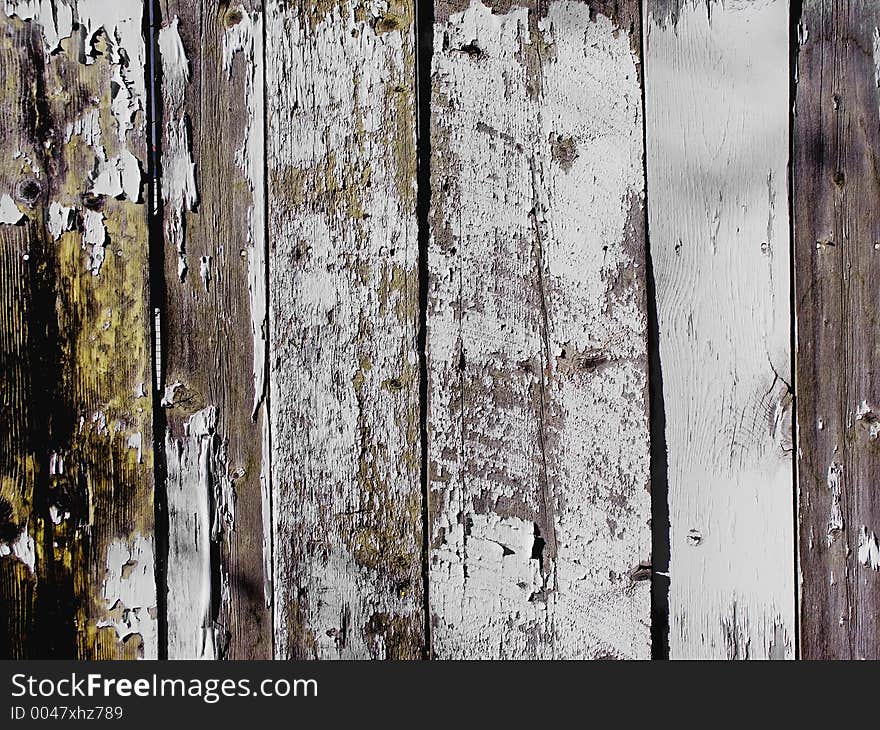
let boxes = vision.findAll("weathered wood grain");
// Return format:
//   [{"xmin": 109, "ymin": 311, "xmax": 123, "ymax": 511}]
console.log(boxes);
[
  {"xmin": 427, "ymin": 0, "xmax": 650, "ymax": 659},
  {"xmin": 157, "ymin": 1, "xmax": 271, "ymax": 660},
  {"xmin": 0, "ymin": 1, "xmax": 155, "ymax": 658},
  {"xmin": 265, "ymin": 0, "xmax": 424, "ymax": 658},
  {"xmin": 795, "ymin": 0, "xmax": 880, "ymax": 659},
  {"xmin": 644, "ymin": 0, "xmax": 794, "ymax": 659}
]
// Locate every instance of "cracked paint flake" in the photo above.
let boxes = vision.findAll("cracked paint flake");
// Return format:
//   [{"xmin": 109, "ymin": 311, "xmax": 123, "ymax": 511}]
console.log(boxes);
[
  {"xmin": 0, "ymin": 193, "xmax": 24, "ymax": 224},
  {"xmin": 859, "ymin": 526, "xmax": 880, "ymax": 570},
  {"xmin": 827, "ymin": 462, "xmax": 844, "ymax": 546},
  {"xmin": 166, "ymin": 406, "xmax": 218, "ymax": 659},
  {"xmin": 0, "ymin": 527, "xmax": 36, "ymax": 573},
  {"xmin": 97, "ymin": 536, "xmax": 157, "ymax": 659}
]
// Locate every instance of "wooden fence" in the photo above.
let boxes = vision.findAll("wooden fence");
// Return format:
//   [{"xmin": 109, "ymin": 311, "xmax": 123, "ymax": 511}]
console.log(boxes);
[{"xmin": 0, "ymin": 0, "xmax": 871, "ymax": 660}]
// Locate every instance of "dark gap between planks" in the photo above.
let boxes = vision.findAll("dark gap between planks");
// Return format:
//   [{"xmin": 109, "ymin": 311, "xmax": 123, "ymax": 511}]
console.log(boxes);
[
  {"xmin": 144, "ymin": 0, "xmax": 170, "ymax": 660},
  {"xmin": 788, "ymin": 0, "xmax": 803, "ymax": 659},
  {"xmin": 415, "ymin": 0, "xmax": 435, "ymax": 660}
]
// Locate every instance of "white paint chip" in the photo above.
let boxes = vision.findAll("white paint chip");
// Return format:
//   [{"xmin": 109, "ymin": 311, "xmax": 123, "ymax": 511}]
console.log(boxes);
[{"xmin": 0, "ymin": 194, "xmax": 25, "ymax": 225}]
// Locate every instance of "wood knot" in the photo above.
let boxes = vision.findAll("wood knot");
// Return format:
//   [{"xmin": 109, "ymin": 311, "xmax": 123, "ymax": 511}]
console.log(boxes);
[
  {"xmin": 15, "ymin": 178, "xmax": 41, "ymax": 206},
  {"xmin": 224, "ymin": 7, "xmax": 243, "ymax": 27},
  {"xmin": 81, "ymin": 192, "xmax": 104, "ymax": 211},
  {"xmin": 0, "ymin": 497, "xmax": 19, "ymax": 543},
  {"xmin": 458, "ymin": 41, "xmax": 483, "ymax": 58}
]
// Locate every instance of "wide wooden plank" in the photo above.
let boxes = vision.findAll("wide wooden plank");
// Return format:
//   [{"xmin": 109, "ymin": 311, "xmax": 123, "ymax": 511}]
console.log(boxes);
[
  {"xmin": 644, "ymin": 0, "xmax": 794, "ymax": 658},
  {"xmin": 265, "ymin": 0, "xmax": 424, "ymax": 658},
  {"xmin": 795, "ymin": 0, "xmax": 880, "ymax": 659},
  {"xmin": 427, "ymin": 0, "xmax": 650, "ymax": 659},
  {"xmin": 157, "ymin": 1, "xmax": 272, "ymax": 659},
  {"xmin": 0, "ymin": 1, "xmax": 155, "ymax": 658}
]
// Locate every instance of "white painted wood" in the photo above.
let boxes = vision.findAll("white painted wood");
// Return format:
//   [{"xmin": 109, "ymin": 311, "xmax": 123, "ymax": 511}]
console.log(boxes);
[
  {"xmin": 428, "ymin": 0, "xmax": 650, "ymax": 659},
  {"xmin": 165, "ymin": 406, "xmax": 216, "ymax": 659},
  {"xmin": 265, "ymin": 0, "xmax": 424, "ymax": 658},
  {"xmin": 643, "ymin": 0, "xmax": 794, "ymax": 659}
]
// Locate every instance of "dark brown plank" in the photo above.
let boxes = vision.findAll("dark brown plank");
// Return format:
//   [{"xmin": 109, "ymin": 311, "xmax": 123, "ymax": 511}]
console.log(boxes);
[
  {"xmin": 796, "ymin": 0, "xmax": 880, "ymax": 659},
  {"xmin": 157, "ymin": 0, "xmax": 272, "ymax": 659}
]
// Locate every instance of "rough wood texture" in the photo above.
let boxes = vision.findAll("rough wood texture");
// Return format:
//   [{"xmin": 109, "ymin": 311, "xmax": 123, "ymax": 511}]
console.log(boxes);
[
  {"xmin": 0, "ymin": 1, "xmax": 155, "ymax": 658},
  {"xmin": 795, "ymin": 0, "xmax": 880, "ymax": 659},
  {"xmin": 644, "ymin": 0, "xmax": 795, "ymax": 659},
  {"xmin": 265, "ymin": 0, "xmax": 424, "ymax": 659},
  {"xmin": 427, "ymin": 0, "xmax": 651, "ymax": 659},
  {"xmin": 158, "ymin": 1, "xmax": 272, "ymax": 660}
]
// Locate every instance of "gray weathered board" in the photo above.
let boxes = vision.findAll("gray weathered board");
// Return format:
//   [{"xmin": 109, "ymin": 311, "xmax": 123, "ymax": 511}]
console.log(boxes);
[
  {"xmin": 427, "ymin": 0, "xmax": 650, "ymax": 659},
  {"xmin": 0, "ymin": 0, "xmax": 878, "ymax": 660}
]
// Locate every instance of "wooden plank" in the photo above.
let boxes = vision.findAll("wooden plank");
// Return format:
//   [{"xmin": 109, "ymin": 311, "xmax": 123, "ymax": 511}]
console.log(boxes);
[
  {"xmin": 265, "ymin": 0, "xmax": 424, "ymax": 658},
  {"xmin": 427, "ymin": 0, "xmax": 650, "ymax": 659},
  {"xmin": 643, "ymin": 0, "xmax": 794, "ymax": 659},
  {"xmin": 157, "ymin": 2, "xmax": 272, "ymax": 659},
  {"xmin": 795, "ymin": 0, "xmax": 880, "ymax": 659},
  {"xmin": 0, "ymin": 1, "xmax": 155, "ymax": 658}
]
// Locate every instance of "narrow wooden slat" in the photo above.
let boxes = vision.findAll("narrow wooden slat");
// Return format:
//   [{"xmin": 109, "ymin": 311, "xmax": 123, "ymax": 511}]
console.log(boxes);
[
  {"xmin": 427, "ymin": 0, "xmax": 650, "ymax": 659},
  {"xmin": 644, "ymin": 0, "xmax": 794, "ymax": 658},
  {"xmin": 158, "ymin": 1, "xmax": 272, "ymax": 659},
  {"xmin": 265, "ymin": 0, "xmax": 424, "ymax": 658},
  {"xmin": 795, "ymin": 0, "xmax": 880, "ymax": 659},
  {"xmin": 0, "ymin": 1, "xmax": 155, "ymax": 658}
]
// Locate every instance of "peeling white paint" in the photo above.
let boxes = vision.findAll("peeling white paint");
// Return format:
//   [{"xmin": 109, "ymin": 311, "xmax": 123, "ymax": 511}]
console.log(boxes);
[
  {"xmin": 160, "ymin": 380, "xmax": 184, "ymax": 407},
  {"xmin": 49, "ymin": 451, "xmax": 64, "ymax": 475},
  {"xmin": 165, "ymin": 406, "xmax": 217, "ymax": 659},
  {"xmin": 81, "ymin": 208, "xmax": 107, "ymax": 275},
  {"xmin": 2, "ymin": 0, "xmax": 73, "ymax": 53},
  {"xmin": 859, "ymin": 526, "xmax": 880, "ymax": 570},
  {"xmin": 0, "ymin": 194, "xmax": 24, "ymax": 225},
  {"xmin": 127, "ymin": 432, "xmax": 143, "ymax": 464},
  {"xmin": 827, "ymin": 462, "xmax": 844, "ymax": 546},
  {"xmin": 97, "ymin": 536, "xmax": 157, "ymax": 659},
  {"xmin": 266, "ymin": 0, "xmax": 422, "ymax": 658},
  {"xmin": 159, "ymin": 15, "xmax": 197, "ymax": 279},
  {"xmin": 47, "ymin": 202, "xmax": 74, "ymax": 240},
  {"xmin": 224, "ymin": 7, "xmax": 267, "ymax": 418},
  {"xmin": 873, "ymin": 27, "xmax": 880, "ymax": 90},
  {"xmin": 0, "ymin": 527, "xmax": 35, "ymax": 573},
  {"xmin": 199, "ymin": 254, "xmax": 211, "ymax": 291},
  {"xmin": 856, "ymin": 400, "xmax": 880, "ymax": 439}
]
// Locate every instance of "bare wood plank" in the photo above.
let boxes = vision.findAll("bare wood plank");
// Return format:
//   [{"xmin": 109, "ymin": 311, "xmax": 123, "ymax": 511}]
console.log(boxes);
[
  {"xmin": 158, "ymin": 1, "xmax": 272, "ymax": 659},
  {"xmin": 265, "ymin": 0, "xmax": 424, "ymax": 658},
  {"xmin": 795, "ymin": 0, "xmax": 880, "ymax": 659},
  {"xmin": 643, "ymin": 0, "xmax": 794, "ymax": 659},
  {"xmin": 0, "ymin": 1, "xmax": 155, "ymax": 658},
  {"xmin": 427, "ymin": 0, "xmax": 650, "ymax": 659}
]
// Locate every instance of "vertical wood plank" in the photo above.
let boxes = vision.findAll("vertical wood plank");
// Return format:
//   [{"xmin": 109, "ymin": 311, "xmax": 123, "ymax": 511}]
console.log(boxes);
[
  {"xmin": 265, "ymin": 0, "xmax": 424, "ymax": 658},
  {"xmin": 795, "ymin": 0, "xmax": 880, "ymax": 659},
  {"xmin": 427, "ymin": 0, "xmax": 651, "ymax": 659},
  {"xmin": 0, "ymin": 1, "xmax": 155, "ymax": 658},
  {"xmin": 158, "ymin": 1, "xmax": 272, "ymax": 659},
  {"xmin": 644, "ymin": 0, "xmax": 794, "ymax": 659}
]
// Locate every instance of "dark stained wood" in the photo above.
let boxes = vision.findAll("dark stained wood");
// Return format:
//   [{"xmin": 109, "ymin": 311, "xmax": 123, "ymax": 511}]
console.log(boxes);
[{"xmin": 796, "ymin": 0, "xmax": 880, "ymax": 659}]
